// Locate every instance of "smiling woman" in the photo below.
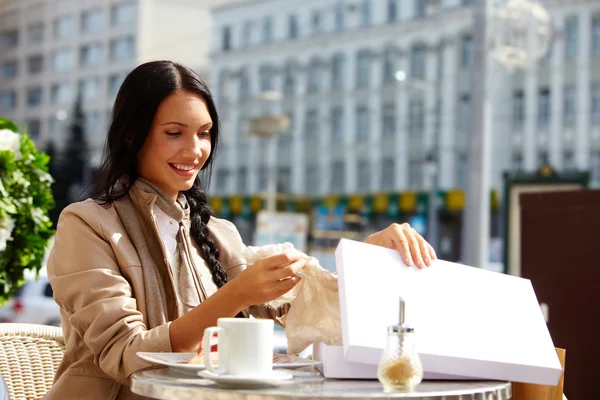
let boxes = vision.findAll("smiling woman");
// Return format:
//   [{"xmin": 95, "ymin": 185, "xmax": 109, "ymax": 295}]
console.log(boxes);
[{"xmin": 43, "ymin": 60, "xmax": 436, "ymax": 400}]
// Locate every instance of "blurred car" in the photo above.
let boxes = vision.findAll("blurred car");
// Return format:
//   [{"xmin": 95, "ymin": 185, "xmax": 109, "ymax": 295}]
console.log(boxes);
[{"xmin": 0, "ymin": 275, "xmax": 61, "ymax": 326}]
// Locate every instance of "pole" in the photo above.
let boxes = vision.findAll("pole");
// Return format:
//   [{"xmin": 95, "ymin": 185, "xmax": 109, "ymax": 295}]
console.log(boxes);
[
  {"xmin": 266, "ymin": 135, "xmax": 277, "ymax": 212},
  {"xmin": 427, "ymin": 96, "xmax": 441, "ymax": 250},
  {"xmin": 461, "ymin": 0, "xmax": 491, "ymax": 268}
]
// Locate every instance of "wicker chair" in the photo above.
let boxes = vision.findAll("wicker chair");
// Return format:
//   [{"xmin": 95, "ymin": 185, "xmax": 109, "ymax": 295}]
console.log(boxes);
[{"xmin": 0, "ymin": 323, "xmax": 65, "ymax": 400}]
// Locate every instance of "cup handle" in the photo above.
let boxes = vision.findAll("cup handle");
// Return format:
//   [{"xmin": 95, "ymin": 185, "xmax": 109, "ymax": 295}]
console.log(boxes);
[{"xmin": 202, "ymin": 326, "xmax": 222, "ymax": 374}]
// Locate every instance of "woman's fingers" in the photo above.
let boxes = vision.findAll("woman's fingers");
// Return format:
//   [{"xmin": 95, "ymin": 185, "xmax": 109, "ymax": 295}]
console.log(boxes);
[
  {"xmin": 273, "ymin": 258, "xmax": 307, "ymax": 280},
  {"xmin": 276, "ymin": 276, "xmax": 301, "ymax": 294},
  {"xmin": 413, "ymin": 228, "xmax": 432, "ymax": 266},
  {"xmin": 403, "ymin": 227, "xmax": 425, "ymax": 269},
  {"xmin": 259, "ymin": 251, "xmax": 305, "ymax": 270},
  {"xmin": 391, "ymin": 224, "xmax": 414, "ymax": 266}
]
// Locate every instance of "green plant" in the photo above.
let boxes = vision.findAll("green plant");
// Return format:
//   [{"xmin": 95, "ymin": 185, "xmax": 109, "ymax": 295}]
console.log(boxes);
[{"xmin": 0, "ymin": 118, "xmax": 55, "ymax": 305}]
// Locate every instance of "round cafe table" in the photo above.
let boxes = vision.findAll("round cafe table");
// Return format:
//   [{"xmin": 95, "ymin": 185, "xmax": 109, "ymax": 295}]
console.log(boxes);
[{"xmin": 131, "ymin": 368, "xmax": 512, "ymax": 400}]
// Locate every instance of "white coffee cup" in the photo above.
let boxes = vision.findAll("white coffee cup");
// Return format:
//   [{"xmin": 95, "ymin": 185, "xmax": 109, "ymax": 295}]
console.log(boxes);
[{"xmin": 203, "ymin": 318, "xmax": 274, "ymax": 376}]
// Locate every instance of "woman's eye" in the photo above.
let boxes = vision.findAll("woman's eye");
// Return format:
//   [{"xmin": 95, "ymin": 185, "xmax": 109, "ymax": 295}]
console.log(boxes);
[
  {"xmin": 199, "ymin": 130, "xmax": 211, "ymax": 136},
  {"xmin": 166, "ymin": 131, "xmax": 181, "ymax": 136}
]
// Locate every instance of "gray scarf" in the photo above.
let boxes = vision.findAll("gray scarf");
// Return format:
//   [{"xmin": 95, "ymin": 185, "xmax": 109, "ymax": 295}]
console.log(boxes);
[{"xmin": 113, "ymin": 179, "xmax": 187, "ymax": 329}]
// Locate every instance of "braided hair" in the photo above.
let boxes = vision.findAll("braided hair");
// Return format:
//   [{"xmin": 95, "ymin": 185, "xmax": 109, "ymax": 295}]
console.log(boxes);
[{"xmin": 185, "ymin": 181, "xmax": 228, "ymax": 288}]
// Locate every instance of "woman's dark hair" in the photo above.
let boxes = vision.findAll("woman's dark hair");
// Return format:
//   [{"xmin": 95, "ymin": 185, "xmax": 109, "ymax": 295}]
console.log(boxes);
[{"xmin": 92, "ymin": 60, "xmax": 227, "ymax": 288}]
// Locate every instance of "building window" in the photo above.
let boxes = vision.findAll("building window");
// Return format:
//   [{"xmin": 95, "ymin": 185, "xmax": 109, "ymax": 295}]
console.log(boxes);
[
  {"xmin": 542, "ymin": 42, "xmax": 553, "ymax": 63},
  {"xmin": 0, "ymin": 91, "xmax": 16, "ymax": 111},
  {"xmin": 563, "ymin": 85, "xmax": 576, "ymax": 125},
  {"xmin": 538, "ymin": 88, "xmax": 551, "ymax": 125},
  {"xmin": 239, "ymin": 73, "xmax": 249, "ymax": 101},
  {"xmin": 411, "ymin": 44, "xmax": 426, "ymax": 79},
  {"xmin": 112, "ymin": 2, "xmax": 137, "ymax": 26},
  {"xmin": 257, "ymin": 166, "xmax": 268, "ymax": 192},
  {"xmin": 288, "ymin": 14, "xmax": 299, "ymax": 39},
  {"xmin": 408, "ymin": 159, "xmax": 422, "ymax": 189},
  {"xmin": 0, "ymin": 30, "xmax": 19, "ymax": 51},
  {"xmin": 283, "ymin": 67, "xmax": 295, "ymax": 96},
  {"xmin": 513, "ymin": 90, "xmax": 525, "ymax": 126},
  {"xmin": 361, "ymin": 0, "xmax": 372, "ymax": 27},
  {"xmin": 53, "ymin": 49, "xmax": 74, "ymax": 72},
  {"xmin": 110, "ymin": 36, "xmax": 135, "ymax": 61},
  {"xmin": 237, "ymin": 167, "xmax": 247, "ymax": 193},
  {"xmin": 277, "ymin": 167, "xmax": 291, "ymax": 193},
  {"xmin": 457, "ymin": 152, "xmax": 468, "ymax": 188},
  {"xmin": 409, "ymin": 99, "xmax": 425, "ymax": 134},
  {"xmin": 259, "ymin": 65, "xmax": 274, "ymax": 93},
  {"xmin": 335, "ymin": 2, "xmax": 345, "ymax": 31},
  {"xmin": 81, "ymin": 42, "xmax": 102, "ymax": 67},
  {"xmin": 109, "ymin": 73, "xmax": 126, "ymax": 96},
  {"xmin": 458, "ymin": 94, "xmax": 471, "ymax": 131},
  {"xmin": 26, "ymin": 119, "xmax": 41, "ymax": 139},
  {"xmin": 28, "ymin": 23, "xmax": 44, "ymax": 44},
  {"xmin": 278, "ymin": 128, "xmax": 293, "ymax": 153},
  {"xmin": 51, "ymin": 83, "xmax": 72, "ymax": 104},
  {"xmin": 512, "ymin": 152, "xmax": 523, "ymax": 171},
  {"xmin": 27, "ymin": 87, "xmax": 43, "ymax": 106},
  {"xmin": 54, "ymin": 15, "xmax": 75, "ymax": 39},
  {"xmin": 331, "ymin": 53, "xmax": 345, "ymax": 89},
  {"xmin": 304, "ymin": 109, "xmax": 319, "ymax": 142},
  {"xmin": 305, "ymin": 165, "xmax": 319, "ymax": 195},
  {"xmin": 331, "ymin": 107, "xmax": 344, "ymax": 140},
  {"xmin": 563, "ymin": 150, "xmax": 576, "ymax": 170},
  {"xmin": 592, "ymin": 82, "xmax": 600, "ymax": 122},
  {"xmin": 382, "ymin": 159, "xmax": 395, "ymax": 190},
  {"xmin": 387, "ymin": 0, "xmax": 398, "ymax": 23},
  {"xmin": 307, "ymin": 59, "xmax": 322, "ymax": 93},
  {"xmin": 461, "ymin": 35, "xmax": 473, "ymax": 68},
  {"xmin": 241, "ymin": 21, "xmax": 253, "ymax": 47},
  {"xmin": 356, "ymin": 106, "xmax": 370, "ymax": 141},
  {"xmin": 415, "ymin": 0, "xmax": 427, "ymax": 18},
  {"xmin": 221, "ymin": 26, "xmax": 231, "ymax": 51},
  {"xmin": 80, "ymin": 78, "xmax": 101, "ymax": 100},
  {"xmin": 565, "ymin": 17, "xmax": 578, "ymax": 59},
  {"xmin": 262, "ymin": 17, "xmax": 273, "ymax": 43},
  {"xmin": 82, "ymin": 9, "xmax": 103, "ymax": 32},
  {"xmin": 27, "ymin": 54, "xmax": 43, "ymax": 75},
  {"xmin": 383, "ymin": 49, "xmax": 396, "ymax": 83},
  {"xmin": 356, "ymin": 50, "xmax": 371, "ymax": 88},
  {"xmin": 311, "ymin": 10, "xmax": 322, "ymax": 35},
  {"xmin": 357, "ymin": 160, "xmax": 371, "ymax": 191},
  {"xmin": 382, "ymin": 103, "xmax": 396, "ymax": 137},
  {"xmin": 537, "ymin": 150, "xmax": 549, "ymax": 166},
  {"xmin": 1, "ymin": 60, "xmax": 17, "ymax": 79},
  {"xmin": 593, "ymin": 16, "xmax": 600, "ymax": 55},
  {"xmin": 331, "ymin": 160, "xmax": 345, "ymax": 193},
  {"xmin": 216, "ymin": 169, "xmax": 230, "ymax": 193}
]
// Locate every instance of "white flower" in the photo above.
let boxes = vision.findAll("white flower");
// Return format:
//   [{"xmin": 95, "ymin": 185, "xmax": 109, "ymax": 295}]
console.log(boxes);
[
  {"xmin": 0, "ymin": 129, "xmax": 22, "ymax": 160},
  {"xmin": 0, "ymin": 218, "xmax": 16, "ymax": 252}
]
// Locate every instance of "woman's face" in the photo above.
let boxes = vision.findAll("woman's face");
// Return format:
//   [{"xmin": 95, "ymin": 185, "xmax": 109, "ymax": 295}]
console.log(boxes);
[{"xmin": 137, "ymin": 90, "xmax": 213, "ymax": 200}]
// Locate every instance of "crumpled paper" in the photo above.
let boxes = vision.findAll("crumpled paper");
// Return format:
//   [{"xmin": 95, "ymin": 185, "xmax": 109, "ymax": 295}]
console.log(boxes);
[{"xmin": 242, "ymin": 243, "xmax": 342, "ymax": 355}]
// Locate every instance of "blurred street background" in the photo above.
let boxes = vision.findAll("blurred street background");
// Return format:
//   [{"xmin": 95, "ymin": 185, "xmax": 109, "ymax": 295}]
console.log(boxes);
[{"xmin": 1, "ymin": 0, "xmax": 597, "ymax": 312}]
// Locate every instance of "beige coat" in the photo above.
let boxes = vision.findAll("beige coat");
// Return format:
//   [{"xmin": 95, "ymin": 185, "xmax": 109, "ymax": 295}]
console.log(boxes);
[{"xmin": 44, "ymin": 182, "xmax": 286, "ymax": 400}]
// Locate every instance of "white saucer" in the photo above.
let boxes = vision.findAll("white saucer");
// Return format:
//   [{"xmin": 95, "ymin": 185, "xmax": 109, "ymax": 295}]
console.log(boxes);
[
  {"xmin": 198, "ymin": 369, "xmax": 293, "ymax": 389},
  {"xmin": 136, "ymin": 352, "xmax": 320, "ymax": 377}
]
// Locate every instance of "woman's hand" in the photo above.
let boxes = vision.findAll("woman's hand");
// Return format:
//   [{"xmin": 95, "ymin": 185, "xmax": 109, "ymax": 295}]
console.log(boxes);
[
  {"xmin": 229, "ymin": 252, "xmax": 307, "ymax": 307},
  {"xmin": 364, "ymin": 223, "xmax": 437, "ymax": 269}
]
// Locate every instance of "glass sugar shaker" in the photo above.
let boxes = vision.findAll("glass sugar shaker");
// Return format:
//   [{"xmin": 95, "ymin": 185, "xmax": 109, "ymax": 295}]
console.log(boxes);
[{"xmin": 377, "ymin": 296, "xmax": 424, "ymax": 391}]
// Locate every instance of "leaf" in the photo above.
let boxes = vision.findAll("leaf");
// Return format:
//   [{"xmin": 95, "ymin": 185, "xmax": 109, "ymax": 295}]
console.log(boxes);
[{"xmin": 0, "ymin": 119, "xmax": 19, "ymax": 132}]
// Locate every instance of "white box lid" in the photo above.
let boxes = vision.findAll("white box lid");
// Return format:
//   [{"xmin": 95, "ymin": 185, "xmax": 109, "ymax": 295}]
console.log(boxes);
[{"xmin": 335, "ymin": 239, "xmax": 562, "ymax": 385}]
